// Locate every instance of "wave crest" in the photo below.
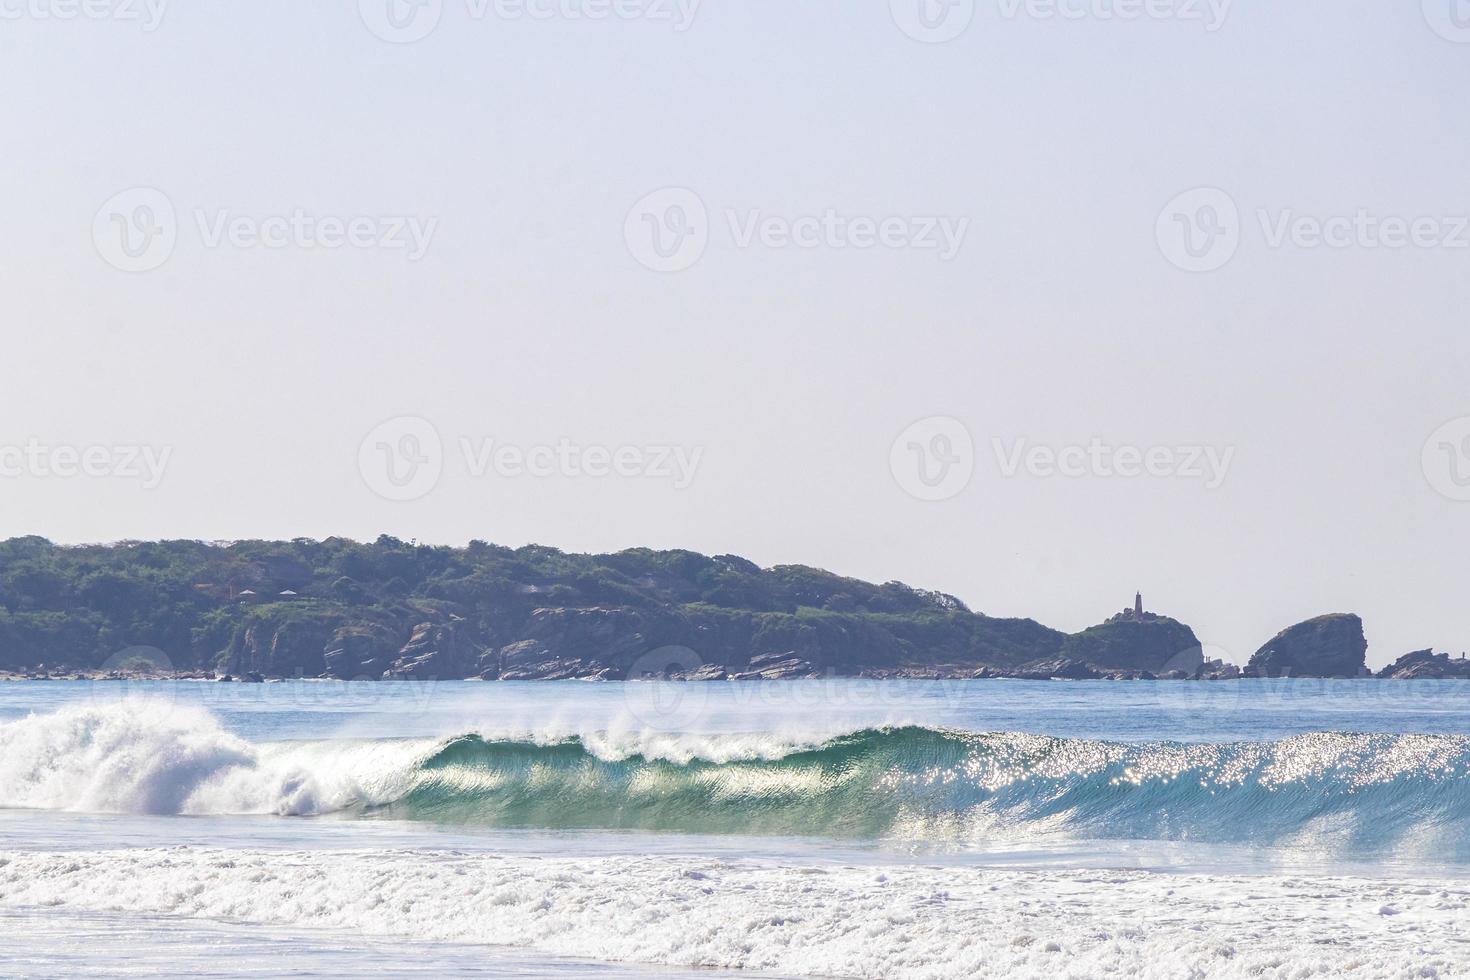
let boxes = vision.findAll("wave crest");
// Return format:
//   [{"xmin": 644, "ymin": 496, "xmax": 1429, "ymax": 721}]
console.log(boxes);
[
  {"xmin": 4, "ymin": 705, "xmax": 1469, "ymax": 857},
  {"xmin": 0, "ymin": 705, "xmax": 427, "ymax": 816}
]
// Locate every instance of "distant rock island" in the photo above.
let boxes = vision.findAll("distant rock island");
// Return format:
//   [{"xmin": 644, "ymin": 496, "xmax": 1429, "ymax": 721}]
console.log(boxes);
[
  {"xmin": 1377, "ymin": 649, "xmax": 1470, "ymax": 679},
  {"xmin": 0, "ymin": 537, "xmax": 1453, "ymax": 681},
  {"xmin": 1245, "ymin": 614, "xmax": 1369, "ymax": 679}
]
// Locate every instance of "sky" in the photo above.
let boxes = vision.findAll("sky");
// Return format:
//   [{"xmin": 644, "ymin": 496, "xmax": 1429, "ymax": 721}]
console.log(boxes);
[{"xmin": 2, "ymin": 0, "xmax": 1469, "ymax": 668}]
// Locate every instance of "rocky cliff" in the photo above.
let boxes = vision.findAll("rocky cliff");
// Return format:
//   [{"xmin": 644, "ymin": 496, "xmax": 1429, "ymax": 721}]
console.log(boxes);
[
  {"xmin": 1377, "ymin": 649, "xmax": 1470, "ymax": 679},
  {"xmin": 1055, "ymin": 615, "xmax": 1204, "ymax": 677},
  {"xmin": 1246, "ymin": 614, "xmax": 1368, "ymax": 678}
]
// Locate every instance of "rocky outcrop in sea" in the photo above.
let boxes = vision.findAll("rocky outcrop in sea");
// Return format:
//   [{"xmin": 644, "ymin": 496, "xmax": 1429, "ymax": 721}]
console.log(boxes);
[
  {"xmin": 1245, "ymin": 614, "xmax": 1369, "ymax": 678},
  {"xmin": 1377, "ymin": 649, "xmax": 1470, "ymax": 679}
]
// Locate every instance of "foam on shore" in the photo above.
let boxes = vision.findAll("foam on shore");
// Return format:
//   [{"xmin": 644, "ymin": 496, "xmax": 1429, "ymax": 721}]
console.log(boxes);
[{"xmin": 0, "ymin": 846, "xmax": 1464, "ymax": 978}]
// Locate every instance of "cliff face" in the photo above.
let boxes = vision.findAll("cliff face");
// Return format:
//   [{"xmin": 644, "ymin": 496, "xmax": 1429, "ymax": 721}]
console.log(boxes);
[
  {"xmin": 227, "ymin": 618, "xmax": 336, "ymax": 679},
  {"xmin": 1247, "ymin": 614, "xmax": 1368, "ymax": 678},
  {"xmin": 1055, "ymin": 616, "xmax": 1203, "ymax": 675}
]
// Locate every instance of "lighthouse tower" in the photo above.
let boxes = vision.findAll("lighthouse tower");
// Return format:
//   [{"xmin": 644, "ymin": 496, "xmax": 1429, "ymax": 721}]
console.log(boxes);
[{"xmin": 1133, "ymin": 592, "xmax": 1143, "ymax": 621}]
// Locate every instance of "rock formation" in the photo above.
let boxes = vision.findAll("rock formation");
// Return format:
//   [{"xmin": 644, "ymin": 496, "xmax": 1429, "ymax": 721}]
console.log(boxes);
[
  {"xmin": 1056, "ymin": 602, "xmax": 1203, "ymax": 675},
  {"xmin": 1245, "ymin": 614, "xmax": 1368, "ymax": 678},
  {"xmin": 1377, "ymin": 649, "xmax": 1470, "ymax": 679}
]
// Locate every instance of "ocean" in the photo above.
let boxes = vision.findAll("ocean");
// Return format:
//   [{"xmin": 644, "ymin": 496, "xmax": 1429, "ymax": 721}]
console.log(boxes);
[{"xmin": 2, "ymin": 678, "xmax": 1469, "ymax": 978}]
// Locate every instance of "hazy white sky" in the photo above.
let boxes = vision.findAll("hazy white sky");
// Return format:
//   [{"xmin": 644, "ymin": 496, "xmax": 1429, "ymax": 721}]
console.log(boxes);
[{"xmin": 3, "ymin": 0, "xmax": 1469, "ymax": 667}]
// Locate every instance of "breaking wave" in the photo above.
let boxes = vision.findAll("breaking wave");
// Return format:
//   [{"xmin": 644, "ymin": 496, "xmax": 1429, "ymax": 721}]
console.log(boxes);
[{"xmin": 4, "ymin": 704, "xmax": 1470, "ymax": 857}]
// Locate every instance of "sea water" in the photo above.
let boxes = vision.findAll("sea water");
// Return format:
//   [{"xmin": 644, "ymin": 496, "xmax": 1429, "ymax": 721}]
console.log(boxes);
[{"xmin": 2, "ymin": 679, "xmax": 1469, "ymax": 978}]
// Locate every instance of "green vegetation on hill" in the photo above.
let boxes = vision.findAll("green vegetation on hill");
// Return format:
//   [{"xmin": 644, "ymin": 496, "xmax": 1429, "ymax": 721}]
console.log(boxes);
[
  {"xmin": 1057, "ymin": 616, "xmax": 1204, "ymax": 674},
  {"xmin": 0, "ymin": 536, "xmax": 1065, "ymax": 678}
]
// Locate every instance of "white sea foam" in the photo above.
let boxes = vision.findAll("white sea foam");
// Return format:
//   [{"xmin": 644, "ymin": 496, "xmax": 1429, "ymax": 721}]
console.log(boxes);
[
  {"xmin": 0, "ymin": 704, "xmax": 431, "ymax": 816},
  {"xmin": 0, "ymin": 703, "xmax": 845, "ymax": 819},
  {"xmin": 0, "ymin": 846, "xmax": 1465, "ymax": 978},
  {"xmin": 450, "ymin": 713, "xmax": 904, "ymax": 764}
]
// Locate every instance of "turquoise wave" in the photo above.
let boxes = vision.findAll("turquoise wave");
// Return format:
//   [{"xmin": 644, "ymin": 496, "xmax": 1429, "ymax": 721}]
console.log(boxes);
[{"xmin": 368, "ymin": 726, "xmax": 1470, "ymax": 854}]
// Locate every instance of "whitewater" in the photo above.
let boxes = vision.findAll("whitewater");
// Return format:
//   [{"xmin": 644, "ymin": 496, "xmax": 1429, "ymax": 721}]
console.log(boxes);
[{"xmin": 2, "ymin": 679, "xmax": 1470, "ymax": 977}]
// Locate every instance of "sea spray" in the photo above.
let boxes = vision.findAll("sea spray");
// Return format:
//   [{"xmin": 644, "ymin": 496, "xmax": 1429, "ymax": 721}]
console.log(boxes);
[{"xmin": 0, "ymin": 704, "xmax": 430, "ymax": 816}]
